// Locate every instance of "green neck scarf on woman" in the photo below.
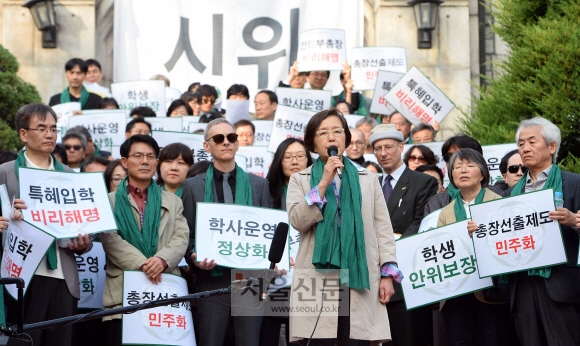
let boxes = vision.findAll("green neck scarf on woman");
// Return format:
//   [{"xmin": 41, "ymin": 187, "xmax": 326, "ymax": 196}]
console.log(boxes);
[
  {"xmin": 511, "ymin": 164, "xmax": 562, "ymax": 278},
  {"xmin": 114, "ymin": 177, "xmax": 162, "ymax": 258},
  {"xmin": 310, "ymin": 158, "xmax": 369, "ymax": 290},
  {"xmin": 14, "ymin": 150, "xmax": 64, "ymax": 270},
  {"xmin": 161, "ymin": 184, "xmax": 183, "ymax": 198},
  {"xmin": 452, "ymin": 186, "xmax": 486, "ymax": 222},
  {"xmin": 60, "ymin": 86, "xmax": 90, "ymax": 108},
  {"xmin": 204, "ymin": 164, "xmax": 253, "ymax": 276}
]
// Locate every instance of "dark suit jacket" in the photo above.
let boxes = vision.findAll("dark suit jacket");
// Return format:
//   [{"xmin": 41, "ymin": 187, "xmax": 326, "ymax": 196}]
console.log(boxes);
[{"xmin": 507, "ymin": 170, "xmax": 580, "ymax": 306}]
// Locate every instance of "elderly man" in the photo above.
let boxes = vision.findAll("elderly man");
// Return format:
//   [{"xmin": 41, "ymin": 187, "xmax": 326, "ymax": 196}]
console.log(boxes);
[
  {"xmin": 410, "ymin": 123, "xmax": 436, "ymax": 143},
  {"xmin": 356, "ymin": 116, "xmax": 379, "ymax": 154},
  {"xmin": 507, "ymin": 117, "xmax": 580, "ymax": 345},
  {"xmin": 345, "ymin": 127, "xmax": 366, "ymax": 165},
  {"xmin": 67, "ymin": 125, "xmax": 112, "ymax": 159}
]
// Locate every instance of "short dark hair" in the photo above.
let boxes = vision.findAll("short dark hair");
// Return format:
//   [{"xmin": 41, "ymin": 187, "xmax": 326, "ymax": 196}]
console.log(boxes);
[
  {"xmin": 99, "ymin": 97, "xmax": 119, "ymax": 109},
  {"xmin": 65, "ymin": 58, "xmax": 88, "ymax": 73},
  {"xmin": 441, "ymin": 135, "xmax": 483, "ymax": 161},
  {"xmin": 67, "ymin": 125, "xmax": 92, "ymax": 141},
  {"xmin": 52, "ymin": 144, "xmax": 68, "ymax": 165},
  {"xmin": 227, "ymin": 84, "xmax": 250, "ymax": 99},
  {"xmin": 130, "ymin": 107, "xmax": 157, "ymax": 118},
  {"xmin": 181, "ymin": 91, "xmax": 202, "ymax": 103},
  {"xmin": 120, "ymin": 134, "xmax": 160, "ymax": 158},
  {"xmin": 234, "ymin": 119, "xmax": 255, "ymax": 133},
  {"xmin": 403, "ymin": 145, "xmax": 438, "ymax": 166},
  {"xmin": 85, "ymin": 59, "xmax": 102, "ymax": 71},
  {"xmin": 188, "ymin": 82, "xmax": 201, "ymax": 92},
  {"xmin": 125, "ymin": 117, "xmax": 152, "ymax": 133},
  {"xmin": 362, "ymin": 161, "xmax": 382, "ymax": 173},
  {"xmin": 199, "ymin": 111, "xmax": 223, "ymax": 123},
  {"xmin": 334, "ymin": 100, "xmax": 354, "ymax": 114},
  {"xmin": 448, "ymin": 148, "xmax": 490, "ymax": 189},
  {"xmin": 187, "ymin": 160, "xmax": 212, "ymax": 178},
  {"xmin": 415, "ymin": 164, "xmax": 444, "ymax": 183},
  {"xmin": 304, "ymin": 109, "xmax": 351, "ymax": 153},
  {"xmin": 62, "ymin": 133, "xmax": 87, "ymax": 149},
  {"xmin": 104, "ymin": 159, "xmax": 125, "ymax": 192},
  {"xmin": 256, "ymin": 90, "xmax": 278, "ymax": 104},
  {"xmin": 499, "ymin": 149, "xmax": 520, "ymax": 174},
  {"xmin": 410, "ymin": 123, "xmax": 436, "ymax": 139},
  {"xmin": 307, "ymin": 71, "xmax": 330, "ymax": 78},
  {"xmin": 156, "ymin": 143, "xmax": 194, "ymax": 186},
  {"xmin": 167, "ymin": 99, "xmax": 193, "ymax": 116},
  {"xmin": 0, "ymin": 150, "xmax": 18, "ymax": 165},
  {"xmin": 15, "ymin": 103, "xmax": 58, "ymax": 132},
  {"xmin": 197, "ymin": 84, "xmax": 218, "ymax": 99},
  {"xmin": 81, "ymin": 155, "xmax": 110, "ymax": 172}
]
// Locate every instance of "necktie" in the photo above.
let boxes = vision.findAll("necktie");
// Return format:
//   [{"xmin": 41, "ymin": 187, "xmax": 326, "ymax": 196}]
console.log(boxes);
[
  {"xmin": 382, "ymin": 175, "xmax": 393, "ymax": 204},
  {"xmin": 223, "ymin": 173, "xmax": 234, "ymax": 203}
]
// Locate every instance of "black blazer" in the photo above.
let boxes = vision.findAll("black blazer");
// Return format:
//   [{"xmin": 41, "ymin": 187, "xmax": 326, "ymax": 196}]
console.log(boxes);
[{"xmin": 506, "ymin": 170, "xmax": 580, "ymax": 306}]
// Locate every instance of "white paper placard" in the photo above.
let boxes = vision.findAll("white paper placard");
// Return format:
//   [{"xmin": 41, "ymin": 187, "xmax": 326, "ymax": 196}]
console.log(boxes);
[
  {"xmin": 384, "ymin": 66, "xmax": 454, "ymax": 126},
  {"xmin": 297, "ymin": 28, "xmax": 347, "ymax": 72},
  {"xmin": 195, "ymin": 203, "xmax": 290, "ymax": 270},
  {"xmin": 225, "ymin": 100, "xmax": 251, "ymax": 124},
  {"xmin": 275, "ymin": 87, "xmax": 332, "ymax": 112},
  {"xmin": 396, "ymin": 220, "xmax": 493, "ymax": 309},
  {"xmin": 144, "ymin": 117, "xmax": 184, "ymax": 132},
  {"xmin": 19, "ymin": 168, "xmax": 117, "ymax": 239},
  {"xmin": 0, "ymin": 184, "xmax": 11, "ymax": 219},
  {"xmin": 418, "ymin": 209, "xmax": 442, "ymax": 233},
  {"xmin": 369, "ymin": 70, "xmax": 404, "ymax": 115},
  {"xmin": 469, "ymin": 189, "xmax": 567, "ymax": 278},
  {"xmin": 112, "ymin": 80, "xmax": 166, "ymax": 117},
  {"xmin": 351, "ymin": 47, "xmax": 407, "ymax": 91},
  {"xmin": 76, "ymin": 241, "xmax": 106, "ymax": 309},
  {"xmin": 1, "ymin": 220, "xmax": 55, "ymax": 299},
  {"xmin": 267, "ymin": 105, "xmax": 315, "ymax": 153},
  {"xmin": 166, "ymin": 86, "xmax": 183, "ymax": 110},
  {"xmin": 122, "ymin": 271, "xmax": 196, "ymax": 346},
  {"xmin": 52, "ymin": 102, "xmax": 81, "ymax": 142},
  {"xmin": 82, "ymin": 109, "xmax": 130, "ymax": 117},
  {"xmin": 111, "ymin": 146, "xmax": 121, "ymax": 160},
  {"xmin": 68, "ymin": 112, "xmax": 127, "ymax": 149},
  {"xmin": 251, "ymin": 121, "xmax": 273, "ymax": 147},
  {"xmin": 236, "ymin": 146, "xmax": 274, "ymax": 179},
  {"xmin": 343, "ymin": 114, "xmax": 364, "ymax": 129},
  {"xmin": 181, "ymin": 117, "xmax": 206, "ymax": 134}
]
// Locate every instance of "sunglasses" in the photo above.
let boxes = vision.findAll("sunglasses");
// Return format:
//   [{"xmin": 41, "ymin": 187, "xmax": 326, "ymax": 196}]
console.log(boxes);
[
  {"xmin": 409, "ymin": 155, "xmax": 426, "ymax": 163},
  {"xmin": 507, "ymin": 164, "xmax": 526, "ymax": 174},
  {"xmin": 64, "ymin": 145, "xmax": 82, "ymax": 151},
  {"xmin": 207, "ymin": 133, "xmax": 238, "ymax": 144}
]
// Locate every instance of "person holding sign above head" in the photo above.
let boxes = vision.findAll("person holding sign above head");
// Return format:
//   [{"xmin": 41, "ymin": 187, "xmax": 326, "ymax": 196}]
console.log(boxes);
[
  {"xmin": 48, "ymin": 58, "xmax": 102, "ymax": 110},
  {"xmin": 125, "ymin": 117, "xmax": 152, "ymax": 138},
  {"xmin": 332, "ymin": 63, "xmax": 368, "ymax": 115},
  {"xmin": 501, "ymin": 117, "xmax": 580, "ymax": 346},
  {"xmin": 0, "ymin": 104, "xmax": 93, "ymax": 346},
  {"xmin": 279, "ymin": 60, "xmax": 308, "ymax": 88},
  {"xmin": 156, "ymin": 143, "xmax": 193, "ymax": 197},
  {"xmin": 181, "ymin": 118, "xmax": 270, "ymax": 346},
  {"xmin": 437, "ymin": 148, "xmax": 510, "ymax": 346},
  {"xmin": 100, "ymin": 135, "xmax": 189, "ymax": 346},
  {"xmin": 254, "ymin": 90, "xmax": 278, "ymax": 120},
  {"xmin": 287, "ymin": 109, "xmax": 402, "ymax": 345}
]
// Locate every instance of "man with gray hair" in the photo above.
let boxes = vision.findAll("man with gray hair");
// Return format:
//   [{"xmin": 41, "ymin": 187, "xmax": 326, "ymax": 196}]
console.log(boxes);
[
  {"xmin": 62, "ymin": 132, "xmax": 87, "ymax": 172},
  {"xmin": 345, "ymin": 127, "xmax": 366, "ymax": 165},
  {"xmin": 66, "ymin": 125, "xmax": 112, "ymax": 159},
  {"xmin": 356, "ymin": 116, "xmax": 378, "ymax": 154},
  {"xmin": 410, "ymin": 123, "xmax": 436, "ymax": 143},
  {"xmin": 180, "ymin": 118, "xmax": 270, "ymax": 346},
  {"xmin": 506, "ymin": 117, "xmax": 580, "ymax": 345}
]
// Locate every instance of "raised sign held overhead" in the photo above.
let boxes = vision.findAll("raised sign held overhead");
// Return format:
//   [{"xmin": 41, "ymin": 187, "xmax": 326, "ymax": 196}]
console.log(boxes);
[
  {"xmin": 351, "ymin": 47, "xmax": 407, "ymax": 91},
  {"xmin": 297, "ymin": 29, "xmax": 347, "ymax": 72}
]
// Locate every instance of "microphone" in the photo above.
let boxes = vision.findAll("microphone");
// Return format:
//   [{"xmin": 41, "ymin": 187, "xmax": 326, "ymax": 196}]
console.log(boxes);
[
  {"xmin": 268, "ymin": 222, "xmax": 289, "ymax": 269},
  {"xmin": 326, "ymin": 145, "xmax": 342, "ymax": 179}
]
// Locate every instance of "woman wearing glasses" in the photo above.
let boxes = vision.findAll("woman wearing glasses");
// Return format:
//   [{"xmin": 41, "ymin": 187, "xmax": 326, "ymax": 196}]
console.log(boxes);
[
  {"xmin": 287, "ymin": 109, "xmax": 400, "ymax": 345},
  {"xmin": 403, "ymin": 144, "xmax": 438, "ymax": 171},
  {"xmin": 156, "ymin": 143, "xmax": 194, "ymax": 197},
  {"xmin": 496, "ymin": 149, "xmax": 525, "ymax": 191},
  {"xmin": 104, "ymin": 160, "xmax": 127, "ymax": 192}
]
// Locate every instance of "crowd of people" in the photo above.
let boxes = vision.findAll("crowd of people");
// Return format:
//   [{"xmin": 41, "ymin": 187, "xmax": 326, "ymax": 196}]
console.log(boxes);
[{"xmin": 0, "ymin": 56, "xmax": 578, "ymax": 346}]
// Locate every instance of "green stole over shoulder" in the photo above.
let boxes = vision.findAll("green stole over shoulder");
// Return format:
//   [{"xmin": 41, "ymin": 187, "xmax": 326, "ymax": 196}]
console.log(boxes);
[
  {"xmin": 161, "ymin": 184, "xmax": 183, "ymax": 198},
  {"xmin": 452, "ymin": 186, "xmax": 486, "ymax": 222},
  {"xmin": 511, "ymin": 164, "xmax": 562, "ymax": 278},
  {"xmin": 310, "ymin": 158, "xmax": 370, "ymax": 290},
  {"xmin": 113, "ymin": 178, "xmax": 161, "ymax": 258},
  {"xmin": 204, "ymin": 164, "xmax": 253, "ymax": 276},
  {"xmin": 60, "ymin": 86, "xmax": 90, "ymax": 109},
  {"xmin": 14, "ymin": 150, "xmax": 65, "ymax": 270}
]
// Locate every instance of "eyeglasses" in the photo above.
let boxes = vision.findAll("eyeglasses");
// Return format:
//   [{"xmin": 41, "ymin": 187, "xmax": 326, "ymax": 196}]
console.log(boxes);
[
  {"xmin": 315, "ymin": 128, "xmax": 345, "ymax": 138},
  {"xmin": 64, "ymin": 145, "xmax": 82, "ymax": 151},
  {"xmin": 409, "ymin": 155, "xmax": 426, "ymax": 163},
  {"xmin": 207, "ymin": 133, "xmax": 238, "ymax": 144},
  {"xmin": 373, "ymin": 145, "xmax": 398, "ymax": 154},
  {"xmin": 128, "ymin": 153, "xmax": 157, "ymax": 161},
  {"xmin": 507, "ymin": 164, "xmax": 526, "ymax": 174},
  {"xmin": 24, "ymin": 127, "xmax": 60, "ymax": 134},
  {"xmin": 202, "ymin": 98, "xmax": 216, "ymax": 104},
  {"xmin": 283, "ymin": 154, "xmax": 307, "ymax": 162}
]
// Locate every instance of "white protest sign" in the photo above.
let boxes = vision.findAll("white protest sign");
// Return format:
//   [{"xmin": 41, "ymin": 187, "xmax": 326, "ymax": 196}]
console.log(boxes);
[
  {"xmin": 469, "ymin": 189, "xmax": 567, "ymax": 278},
  {"xmin": 111, "ymin": 80, "xmax": 166, "ymax": 117},
  {"xmin": 297, "ymin": 29, "xmax": 346, "ymax": 72},
  {"xmin": 76, "ymin": 241, "xmax": 106, "ymax": 309},
  {"xmin": 351, "ymin": 47, "xmax": 407, "ymax": 91},
  {"xmin": 343, "ymin": 114, "xmax": 364, "ymax": 129},
  {"xmin": 0, "ymin": 184, "xmax": 10, "ymax": 219},
  {"xmin": 145, "ymin": 117, "xmax": 184, "ymax": 132},
  {"xmin": 85, "ymin": 82, "xmax": 112, "ymax": 98},
  {"xmin": 267, "ymin": 105, "xmax": 315, "ymax": 153},
  {"xmin": 225, "ymin": 100, "xmax": 250, "ymax": 124},
  {"xmin": 181, "ymin": 117, "xmax": 206, "ymax": 134},
  {"xmin": 418, "ymin": 209, "xmax": 442, "ymax": 233},
  {"xmin": 385, "ymin": 66, "xmax": 455, "ymax": 126},
  {"xmin": 251, "ymin": 120, "xmax": 273, "ymax": 147},
  {"xmin": 111, "ymin": 146, "xmax": 121, "ymax": 160},
  {"xmin": 369, "ymin": 70, "xmax": 404, "ymax": 115},
  {"xmin": 275, "ymin": 87, "xmax": 332, "ymax": 112},
  {"xmin": 19, "ymin": 168, "xmax": 117, "ymax": 239},
  {"xmin": 2, "ymin": 220, "xmax": 54, "ymax": 299},
  {"xmin": 396, "ymin": 220, "xmax": 493, "ymax": 309},
  {"xmin": 166, "ymin": 87, "xmax": 183, "ymax": 110},
  {"xmin": 68, "ymin": 112, "xmax": 127, "ymax": 149},
  {"xmin": 52, "ymin": 102, "xmax": 81, "ymax": 142},
  {"xmin": 195, "ymin": 203, "xmax": 290, "ymax": 270},
  {"xmin": 122, "ymin": 271, "xmax": 196, "ymax": 346},
  {"xmin": 82, "ymin": 109, "xmax": 130, "ymax": 117},
  {"xmin": 236, "ymin": 146, "xmax": 274, "ymax": 179}
]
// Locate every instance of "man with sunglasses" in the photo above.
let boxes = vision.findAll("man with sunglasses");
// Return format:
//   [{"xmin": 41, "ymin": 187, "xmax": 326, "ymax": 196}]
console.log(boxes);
[
  {"xmin": 62, "ymin": 133, "xmax": 87, "ymax": 172},
  {"xmin": 181, "ymin": 118, "xmax": 270, "ymax": 346}
]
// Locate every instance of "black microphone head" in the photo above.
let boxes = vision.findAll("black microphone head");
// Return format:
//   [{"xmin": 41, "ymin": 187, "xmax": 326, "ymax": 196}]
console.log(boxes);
[
  {"xmin": 268, "ymin": 222, "xmax": 289, "ymax": 264},
  {"xmin": 327, "ymin": 145, "xmax": 339, "ymax": 157}
]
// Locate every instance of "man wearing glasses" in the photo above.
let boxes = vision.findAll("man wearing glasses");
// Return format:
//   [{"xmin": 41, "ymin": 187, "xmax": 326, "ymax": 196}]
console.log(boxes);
[
  {"xmin": 0, "ymin": 104, "xmax": 92, "ymax": 346},
  {"xmin": 181, "ymin": 118, "xmax": 270, "ymax": 346},
  {"xmin": 345, "ymin": 127, "xmax": 366, "ymax": 165}
]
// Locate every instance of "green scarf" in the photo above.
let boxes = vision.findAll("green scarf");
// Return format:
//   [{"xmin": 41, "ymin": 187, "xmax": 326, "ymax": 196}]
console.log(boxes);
[
  {"xmin": 60, "ymin": 86, "xmax": 90, "ymax": 109},
  {"xmin": 161, "ymin": 184, "xmax": 183, "ymax": 198},
  {"xmin": 510, "ymin": 164, "xmax": 562, "ymax": 278},
  {"xmin": 204, "ymin": 164, "xmax": 253, "ymax": 276},
  {"xmin": 310, "ymin": 158, "xmax": 370, "ymax": 290},
  {"xmin": 452, "ymin": 187, "xmax": 486, "ymax": 222},
  {"xmin": 113, "ymin": 178, "xmax": 162, "ymax": 258},
  {"xmin": 14, "ymin": 150, "xmax": 65, "ymax": 270}
]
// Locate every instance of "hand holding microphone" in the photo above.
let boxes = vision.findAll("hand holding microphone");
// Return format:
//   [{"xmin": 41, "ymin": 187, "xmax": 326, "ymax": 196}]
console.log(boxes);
[{"xmin": 326, "ymin": 145, "xmax": 343, "ymax": 179}]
